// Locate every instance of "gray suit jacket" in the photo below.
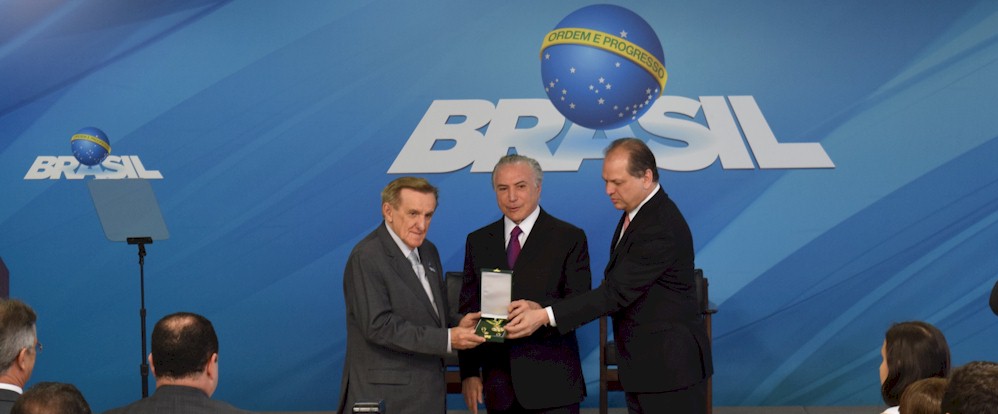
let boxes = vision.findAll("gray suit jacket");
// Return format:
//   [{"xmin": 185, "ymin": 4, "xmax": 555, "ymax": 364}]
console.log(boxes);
[
  {"xmin": 338, "ymin": 223, "xmax": 451, "ymax": 414},
  {"xmin": 101, "ymin": 385, "xmax": 253, "ymax": 414}
]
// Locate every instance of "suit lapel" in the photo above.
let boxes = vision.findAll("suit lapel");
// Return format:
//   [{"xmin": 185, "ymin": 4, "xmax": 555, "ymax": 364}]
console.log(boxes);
[
  {"xmin": 417, "ymin": 245, "xmax": 445, "ymax": 326},
  {"xmin": 605, "ymin": 211, "xmax": 628, "ymax": 275},
  {"xmin": 377, "ymin": 225, "xmax": 442, "ymax": 325},
  {"xmin": 605, "ymin": 188, "xmax": 665, "ymax": 274},
  {"xmin": 483, "ymin": 219, "xmax": 508, "ymax": 270},
  {"xmin": 513, "ymin": 209, "xmax": 550, "ymax": 270}
]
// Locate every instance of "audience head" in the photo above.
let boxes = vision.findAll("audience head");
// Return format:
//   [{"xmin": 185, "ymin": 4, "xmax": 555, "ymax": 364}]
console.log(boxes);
[
  {"xmin": 150, "ymin": 312, "xmax": 220, "ymax": 396},
  {"xmin": 880, "ymin": 321, "xmax": 951, "ymax": 407},
  {"xmin": 941, "ymin": 361, "xmax": 998, "ymax": 414},
  {"xmin": 11, "ymin": 382, "xmax": 91, "ymax": 414},
  {"xmin": 0, "ymin": 298, "xmax": 39, "ymax": 387},
  {"xmin": 900, "ymin": 377, "xmax": 948, "ymax": 414}
]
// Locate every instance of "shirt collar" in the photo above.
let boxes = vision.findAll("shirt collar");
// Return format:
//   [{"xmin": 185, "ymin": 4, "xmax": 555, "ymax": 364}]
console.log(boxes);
[
  {"xmin": 504, "ymin": 205, "xmax": 541, "ymax": 246},
  {"xmin": 0, "ymin": 383, "xmax": 23, "ymax": 394},
  {"xmin": 627, "ymin": 184, "xmax": 661, "ymax": 222},
  {"xmin": 384, "ymin": 222, "xmax": 417, "ymax": 260}
]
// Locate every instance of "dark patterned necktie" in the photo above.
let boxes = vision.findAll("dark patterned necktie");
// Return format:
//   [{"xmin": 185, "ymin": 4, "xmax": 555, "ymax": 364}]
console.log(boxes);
[{"xmin": 507, "ymin": 226, "xmax": 522, "ymax": 268}]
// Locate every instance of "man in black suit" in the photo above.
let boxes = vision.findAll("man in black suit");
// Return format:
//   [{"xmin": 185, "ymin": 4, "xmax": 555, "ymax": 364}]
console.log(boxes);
[
  {"xmin": 507, "ymin": 138, "xmax": 713, "ymax": 414},
  {"xmin": 338, "ymin": 177, "xmax": 484, "ymax": 414},
  {"xmin": 459, "ymin": 155, "xmax": 591, "ymax": 414},
  {"xmin": 103, "ymin": 312, "xmax": 253, "ymax": 414},
  {"xmin": 0, "ymin": 299, "xmax": 39, "ymax": 414}
]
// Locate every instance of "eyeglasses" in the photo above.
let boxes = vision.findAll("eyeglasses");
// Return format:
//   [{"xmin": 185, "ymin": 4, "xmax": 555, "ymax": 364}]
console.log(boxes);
[{"xmin": 35, "ymin": 342, "xmax": 42, "ymax": 353}]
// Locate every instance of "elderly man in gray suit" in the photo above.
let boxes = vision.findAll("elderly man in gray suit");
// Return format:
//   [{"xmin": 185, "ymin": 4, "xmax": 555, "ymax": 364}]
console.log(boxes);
[
  {"xmin": 103, "ymin": 312, "xmax": 253, "ymax": 414},
  {"xmin": 339, "ymin": 176, "xmax": 484, "ymax": 414}
]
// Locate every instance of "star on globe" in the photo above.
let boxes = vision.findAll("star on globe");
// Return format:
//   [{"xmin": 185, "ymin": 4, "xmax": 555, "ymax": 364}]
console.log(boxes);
[
  {"xmin": 540, "ymin": 4, "xmax": 666, "ymax": 129},
  {"xmin": 71, "ymin": 127, "xmax": 111, "ymax": 166}
]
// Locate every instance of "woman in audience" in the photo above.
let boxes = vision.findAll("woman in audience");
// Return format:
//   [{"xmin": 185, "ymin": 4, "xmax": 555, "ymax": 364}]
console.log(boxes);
[
  {"xmin": 899, "ymin": 377, "xmax": 948, "ymax": 414},
  {"xmin": 879, "ymin": 321, "xmax": 951, "ymax": 414}
]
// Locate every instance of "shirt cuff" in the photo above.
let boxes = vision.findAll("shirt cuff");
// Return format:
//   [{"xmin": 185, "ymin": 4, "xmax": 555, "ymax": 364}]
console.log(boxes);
[
  {"xmin": 447, "ymin": 328, "xmax": 452, "ymax": 353},
  {"xmin": 545, "ymin": 306, "xmax": 557, "ymax": 327}
]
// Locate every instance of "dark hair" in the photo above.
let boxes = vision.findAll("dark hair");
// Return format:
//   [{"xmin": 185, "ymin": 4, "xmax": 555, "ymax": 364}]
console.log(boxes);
[
  {"xmin": 605, "ymin": 138, "xmax": 659, "ymax": 183},
  {"xmin": 381, "ymin": 177, "xmax": 438, "ymax": 208},
  {"xmin": 881, "ymin": 321, "xmax": 950, "ymax": 406},
  {"xmin": 0, "ymin": 299, "xmax": 37, "ymax": 372},
  {"xmin": 11, "ymin": 382, "xmax": 92, "ymax": 414},
  {"xmin": 941, "ymin": 361, "xmax": 998, "ymax": 414},
  {"xmin": 151, "ymin": 312, "xmax": 218, "ymax": 379},
  {"xmin": 899, "ymin": 377, "xmax": 948, "ymax": 414}
]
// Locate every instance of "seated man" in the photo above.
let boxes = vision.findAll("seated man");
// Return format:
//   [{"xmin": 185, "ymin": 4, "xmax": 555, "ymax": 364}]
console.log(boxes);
[
  {"xmin": 941, "ymin": 361, "xmax": 998, "ymax": 414},
  {"xmin": 103, "ymin": 312, "xmax": 253, "ymax": 414},
  {"xmin": 0, "ymin": 299, "xmax": 40, "ymax": 414},
  {"xmin": 11, "ymin": 382, "xmax": 91, "ymax": 414}
]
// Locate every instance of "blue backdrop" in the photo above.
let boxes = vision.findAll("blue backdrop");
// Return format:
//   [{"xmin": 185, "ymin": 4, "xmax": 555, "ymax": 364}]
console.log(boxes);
[{"xmin": 2, "ymin": 1, "xmax": 997, "ymax": 411}]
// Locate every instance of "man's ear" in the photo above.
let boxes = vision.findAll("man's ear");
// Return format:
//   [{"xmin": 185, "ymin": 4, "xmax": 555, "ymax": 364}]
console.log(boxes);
[
  {"xmin": 382, "ymin": 202, "xmax": 393, "ymax": 222},
  {"xmin": 205, "ymin": 353, "xmax": 219, "ymax": 378},
  {"xmin": 147, "ymin": 353, "xmax": 156, "ymax": 377},
  {"xmin": 15, "ymin": 348, "xmax": 29, "ymax": 370}
]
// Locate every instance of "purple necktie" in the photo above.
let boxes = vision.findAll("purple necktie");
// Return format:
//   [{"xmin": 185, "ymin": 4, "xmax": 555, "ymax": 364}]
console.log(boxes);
[{"xmin": 507, "ymin": 226, "xmax": 522, "ymax": 269}]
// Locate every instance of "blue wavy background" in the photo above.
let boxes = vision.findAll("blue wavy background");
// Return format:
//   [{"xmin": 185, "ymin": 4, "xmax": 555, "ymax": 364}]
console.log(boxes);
[{"xmin": 1, "ymin": 1, "xmax": 996, "ymax": 411}]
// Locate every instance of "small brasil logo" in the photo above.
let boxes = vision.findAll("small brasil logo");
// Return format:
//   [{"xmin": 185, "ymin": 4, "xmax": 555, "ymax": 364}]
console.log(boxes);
[{"xmin": 71, "ymin": 126, "xmax": 111, "ymax": 166}]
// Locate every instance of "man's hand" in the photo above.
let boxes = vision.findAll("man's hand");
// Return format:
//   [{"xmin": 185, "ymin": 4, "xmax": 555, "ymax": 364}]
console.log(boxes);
[
  {"xmin": 504, "ymin": 308, "xmax": 549, "ymax": 339},
  {"xmin": 507, "ymin": 299, "xmax": 541, "ymax": 320},
  {"xmin": 462, "ymin": 376, "xmax": 484, "ymax": 414},
  {"xmin": 458, "ymin": 312, "xmax": 481, "ymax": 329},
  {"xmin": 450, "ymin": 327, "xmax": 486, "ymax": 350}
]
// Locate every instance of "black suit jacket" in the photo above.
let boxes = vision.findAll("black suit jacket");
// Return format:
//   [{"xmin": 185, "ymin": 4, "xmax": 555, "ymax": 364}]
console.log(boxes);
[
  {"xmin": 0, "ymin": 388, "xmax": 18, "ymax": 414},
  {"xmin": 102, "ymin": 385, "xmax": 254, "ymax": 414},
  {"xmin": 459, "ymin": 209, "xmax": 591, "ymax": 410},
  {"xmin": 552, "ymin": 188, "xmax": 713, "ymax": 393}
]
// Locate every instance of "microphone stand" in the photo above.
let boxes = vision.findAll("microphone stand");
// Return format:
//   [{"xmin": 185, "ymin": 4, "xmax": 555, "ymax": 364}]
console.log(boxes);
[{"xmin": 127, "ymin": 236, "xmax": 153, "ymax": 398}]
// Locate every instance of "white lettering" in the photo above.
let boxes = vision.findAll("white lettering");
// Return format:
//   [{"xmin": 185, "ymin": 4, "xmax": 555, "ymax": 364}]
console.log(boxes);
[
  {"xmin": 389, "ymin": 96, "xmax": 833, "ymax": 173},
  {"xmin": 388, "ymin": 100, "xmax": 494, "ymax": 174},
  {"xmin": 475, "ymin": 99, "xmax": 563, "ymax": 172},
  {"xmin": 24, "ymin": 156, "xmax": 164, "ymax": 180},
  {"xmin": 23, "ymin": 156, "xmax": 60, "ymax": 180},
  {"xmin": 729, "ymin": 96, "xmax": 835, "ymax": 169},
  {"xmin": 131, "ymin": 156, "xmax": 163, "ymax": 179}
]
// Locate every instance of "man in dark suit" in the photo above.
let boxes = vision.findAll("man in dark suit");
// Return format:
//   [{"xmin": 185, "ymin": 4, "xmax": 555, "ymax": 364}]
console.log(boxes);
[
  {"xmin": 0, "ymin": 299, "xmax": 40, "ymax": 414},
  {"xmin": 507, "ymin": 138, "xmax": 713, "ymax": 414},
  {"xmin": 103, "ymin": 312, "xmax": 253, "ymax": 414},
  {"xmin": 338, "ymin": 177, "xmax": 484, "ymax": 414},
  {"xmin": 459, "ymin": 155, "xmax": 591, "ymax": 414}
]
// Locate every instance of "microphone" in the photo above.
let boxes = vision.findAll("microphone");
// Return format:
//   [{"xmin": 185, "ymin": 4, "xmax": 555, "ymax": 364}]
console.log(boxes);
[{"xmin": 990, "ymin": 280, "xmax": 998, "ymax": 316}]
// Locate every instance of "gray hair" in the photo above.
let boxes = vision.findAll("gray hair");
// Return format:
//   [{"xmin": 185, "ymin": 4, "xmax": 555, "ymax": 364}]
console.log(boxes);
[
  {"xmin": 0, "ymin": 299, "xmax": 37, "ymax": 373},
  {"xmin": 492, "ymin": 154, "xmax": 543, "ymax": 186}
]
